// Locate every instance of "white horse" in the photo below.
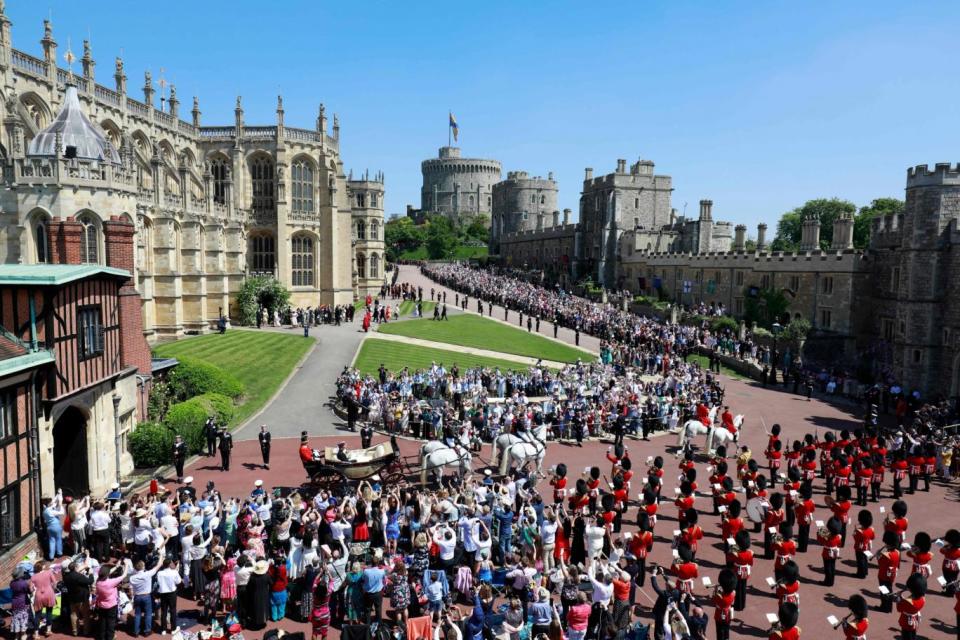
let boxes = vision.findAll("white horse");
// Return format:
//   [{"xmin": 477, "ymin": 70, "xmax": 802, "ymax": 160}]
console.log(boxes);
[
  {"xmin": 677, "ymin": 414, "xmax": 744, "ymax": 453},
  {"xmin": 420, "ymin": 429, "xmax": 472, "ymax": 463},
  {"xmin": 491, "ymin": 423, "xmax": 549, "ymax": 467},
  {"xmin": 420, "ymin": 445, "xmax": 472, "ymax": 485}
]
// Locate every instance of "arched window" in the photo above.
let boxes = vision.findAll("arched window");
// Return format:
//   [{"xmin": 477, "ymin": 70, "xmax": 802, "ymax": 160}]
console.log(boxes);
[
  {"xmin": 530, "ymin": 194, "xmax": 536, "ymax": 203},
  {"xmin": 171, "ymin": 223, "xmax": 182, "ymax": 272},
  {"xmin": 196, "ymin": 225, "xmax": 206, "ymax": 272},
  {"xmin": 250, "ymin": 155, "xmax": 275, "ymax": 214},
  {"xmin": 291, "ymin": 234, "xmax": 315, "ymax": 287},
  {"xmin": 251, "ymin": 235, "xmax": 275, "ymax": 273},
  {"xmin": 541, "ymin": 195, "xmax": 546, "ymax": 204},
  {"xmin": 369, "ymin": 253, "xmax": 380, "ymax": 279},
  {"xmin": 469, "ymin": 195, "xmax": 475, "ymax": 206},
  {"xmin": 35, "ymin": 220, "xmax": 48, "ymax": 264},
  {"xmin": 292, "ymin": 159, "xmax": 314, "ymax": 214},
  {"xmin": 211, "ymin": 158, "xmax": 229, "ymax": 205},
  {"xmin": 356, "ymin": 252, "xmax": 366, "ymax": 279},
  {"xmin": 369, "ymin": 220, "xmax": 379, "ymax": 241},
  {"xmin": 78, "ymin": 213, "xmax": 100, "ymax": 264},
  {"xmin": 356, "ymin": 220, "xmax": 366, "ymax": 240},
  {"xmin": 139, "ymin": 216, "xmax": 154, "ymax": 272}
]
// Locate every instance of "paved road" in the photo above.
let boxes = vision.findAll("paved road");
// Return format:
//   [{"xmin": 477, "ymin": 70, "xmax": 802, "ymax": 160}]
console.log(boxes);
[{"xmin": 233, "ymin": 321, "xmax": 368, "ymax": 440}]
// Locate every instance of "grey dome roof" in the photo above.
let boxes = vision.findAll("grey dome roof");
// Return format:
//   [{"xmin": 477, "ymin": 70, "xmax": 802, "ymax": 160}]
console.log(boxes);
[{"xmin": 27, "ymin": 84, "xmax": 121, "ymax": 164}]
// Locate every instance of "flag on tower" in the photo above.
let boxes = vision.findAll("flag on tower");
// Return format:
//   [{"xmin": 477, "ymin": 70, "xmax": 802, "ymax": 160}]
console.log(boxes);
[{"xmin": 449, "ymin": 112, "xmax": 459, "ymax": 142}]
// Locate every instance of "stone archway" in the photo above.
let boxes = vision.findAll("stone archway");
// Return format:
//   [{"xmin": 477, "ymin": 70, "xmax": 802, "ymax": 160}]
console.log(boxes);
[{"xmin": 52, "ymin": 406, "xmax": 89, "ymax": 498}]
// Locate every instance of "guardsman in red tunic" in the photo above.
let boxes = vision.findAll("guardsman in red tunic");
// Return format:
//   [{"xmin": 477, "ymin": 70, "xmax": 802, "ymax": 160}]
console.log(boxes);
[
  {"xmin": 766, "ymin": 439, "xmax": 783, "ymax": 485},
  {"xmin": 895, "ymin": 573, "xmax": 927, "ymax": 640},
  {"xmin": 768, "ymin": 602, "xmax": 800, "ymax": 640},
  {"xmin": 940, "ymin": 528, "xmax": 960, "ymax": 595},
  {"xmin": 907, "ymin": 444, "xmax": 925, "ymax": 495},
  {"xmin": 853, "ymin": 509, "xmax": 875, "ymax": 579},
  {"xmin": 794, "ymin": 484, "xmax": 816, "ymax": 553},
  {"xmin": 869, "ymin": 452, "xmax": 885, "ymax": 503},
  {"xmin": 712, "ymin": 568, "xmax": 737, "ymax": 640},
  {"xmin": 906, "ymin": 531, "xmax": 933, "ymax": 579},
  {"xmin": 727, "ymin": 529, "xmax": 754, "ymax": 611},
  {"xmin": 836, "ymin": 594, "xmax": 869, "ymax": 640},
  {"xmin": 773, "ymin": 523, "xmax": 797, "ymax": 582},
  {"xmin": 630, "ymin": 513, "xmax": 654, "ymax": 586},
  {"xmin": 697, "ymin": 401, "xmax": 711, "ymax": 427},
  {"xmin": 763, "ymin": 493, "xmax": 786, "ymax": 558},
  {"xmin": 721, "ymin": 406, "xmax": 736, "ymax": 435},
  {"xmin": 877, "ymin": 530, "xmax": 901, "ymax": 613},
  {"xmin": 818, "ymin": 517, "xmax": 843, "ymax": 587},
  {"xmin": 550, "ymin": 463, "xmax": 568, "ymax": 506},
  {"xmin": 669, "ymin": 543, "xmax": 699, "ymax": 595},
  {"xmin": 720, "ymin": 500, "xmax": 745, "ymax": 554},
  {"xmin": 825, "ymin": 485, "xmax": 852, "ymax": 546},
  {"xmin": 774, "ymin": 560, "xmax": 801, "ymax": 608},
  {"xmin": 884, "ymin": 499, "xmax": 909, "ymax": 545}
]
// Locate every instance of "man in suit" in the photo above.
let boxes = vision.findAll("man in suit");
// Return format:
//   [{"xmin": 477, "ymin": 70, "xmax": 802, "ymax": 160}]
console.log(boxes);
[
  {"xmin": 258, "ymin": 425, "xmax": 271, "ymax": 470},
  {"xmin": 218, "ymin": 428, "xmax": 233, "ymax": 471},
  {"xmin": 204, "ymin": 418, "xmax": 218, "ymax": 457},
  {"xmin": 172, "ymin": 436, "xmax": 187, "ymax": 483}
]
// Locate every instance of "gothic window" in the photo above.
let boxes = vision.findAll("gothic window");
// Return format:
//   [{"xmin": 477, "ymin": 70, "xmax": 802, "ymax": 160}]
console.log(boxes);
[
  {"xmin": 356, "ymin": 193, "xmax": 367, "ymax": 208},
  {"xmin": 356, "ymin": 252, "xmax": 366, "ymax": 279},
  {"xmin": 78, "ymin": 213, "xmax": 100, "ymax": 264},
  {"xmin": 211, "ymin": 158, "xmax": 229, "ymax": 205},
  {"xmin": 291, "ymin": 234, "xmax": 315, "ymax": 287},
  {"xmin": 369, "ymin": 253, "xmax": 380, "ymax": 279},
  {"xmin": 530, "ymin": 194, "xmax": 536, "ymax": 204},
  {"xmin": 821, "ymin": 276, "xmax": 834, "ymax": 295},
  {"xmin": 292, "ymin": 159, "xmax": 314, "ymax": 214},
  {"xmin": 251, "ymin": 235, "xmax": 275, "ymax": 273},
  {"xmin": 171, "ymin": 223, "xmax": 182, "ymax": 272},
  {"xmin": 250, "ymin": 155, "xmax": 275, "ymax": 213},
  {"xmin": 541, "ymin": 195, "xmax": 546, "ymax": 204},
  {"xmin": 370, "ymin": 220, "xmax": 379, "ymax": 241},
  {"xmin": 469, "ymin": 195, "xmax": 474, "ymax": 207},
  {"xmin": 196, "ymin": 226, "xmax": 206, "ymax": 273},
  {"xmin": 370, "ymin": 193, "xmax": 378, "ymax": 208},
  {"xmin": 140, "ymin": 217, "xmax": 154, "ymax": 272},
  {"xmin": 356, "ymin": 220, "xmax": 366, "ymax": 240},
  {"xmin": 35, "ymin": 221, "xmax": 48, "ymax": 264},
  {"xmin": 635, "ymin": 198, "xmax": 639, "ymax": 208}
]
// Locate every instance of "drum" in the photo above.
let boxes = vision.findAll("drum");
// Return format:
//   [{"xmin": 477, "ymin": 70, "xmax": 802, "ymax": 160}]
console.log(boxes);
[{"xmin": 746, "ymin": 497, "xmax": 769, "ymax": 524}]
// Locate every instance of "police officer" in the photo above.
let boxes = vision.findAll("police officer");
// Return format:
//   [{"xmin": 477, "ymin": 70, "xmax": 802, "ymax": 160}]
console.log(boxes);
[
  {"xmin": 204, "ymin": 417, "xmax": 218, "ymax": 457},
  {"xmin": 258, "ymin": 425, "xmax": 271, "ymax": 470},
  {"xmin": 218, "ymin": 427, "xmax": 233, "ymax": 471},
  {"xmin": 172, "ymin": 435, "xmax": 187, "ymax": 483}
]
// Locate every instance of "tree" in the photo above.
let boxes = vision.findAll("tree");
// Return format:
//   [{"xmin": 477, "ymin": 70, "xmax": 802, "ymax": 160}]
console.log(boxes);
[
  {"xmin": 770, "ymin": 198, "xmax": 857, "ymax": 251},
  {"xmin": 425, "ymin": 216, "xmax": 458, "ymax": 259},
  {"xmin": 463, "ymin": 215, "xmax": 490, "ymax": 243},
  {"xmin": 384, "ymin": 217, "xmax": 426, "ymax": 261},
  {"xmin": 235, "ymin": 275, "xmax": 291, "ymax": 325},
  {"xmin": 743, "ymin": 287, "xmax": 791, "ymax": 329},
  {"xmin": 855, "ymin": 197, "xmax": 903, "ymax": 249}
]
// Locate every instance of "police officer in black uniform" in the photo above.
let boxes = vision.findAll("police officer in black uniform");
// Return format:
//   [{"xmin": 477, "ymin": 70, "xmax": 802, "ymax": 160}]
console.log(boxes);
[
  {"xmin": 172, "ymin": 435, "xmax": 187, "ymax": 482},
  {"xmin": 218, "ymin": 427, "xmax": 233, "ymax": 471},
  {"xmin": 204, "ymin": 417, "xmax": 218, "ymax": 457},
  {"xmin": 258, "ymin": 425, "xmax": 271, "ymax": 469}
]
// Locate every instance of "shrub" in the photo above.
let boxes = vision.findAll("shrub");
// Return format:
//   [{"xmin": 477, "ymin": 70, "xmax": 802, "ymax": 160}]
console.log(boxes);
[
  {"xmin": 129, "ymin": 421, "xmax": 174, "ymax": 468},
  {"xmin": 710, "ymin": 316, "xmax": 740, "ymax": 334},
  {"xmin": 164, "ymin": 401, "xmax": 209, "ymax": 455},
  {"xmin": 167, "ymin": 357, "xmax": 244, "ymax": 401},
  {"xmin": 752, "ymin": 327, "xmax": 772, "ymax": 339},
  {"xmin": 183, "ymin": 393, "xmax": 236, "ymax": 427}
]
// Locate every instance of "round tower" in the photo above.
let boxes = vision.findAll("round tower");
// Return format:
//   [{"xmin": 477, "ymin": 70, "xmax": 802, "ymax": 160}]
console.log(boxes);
[
  {"xmin": 420, "ymin": 146, "xmax": 501, "ymax": 223},
  {"xmin": 490, "ymin": 170, "xmax": 559, "ymax": 253}
]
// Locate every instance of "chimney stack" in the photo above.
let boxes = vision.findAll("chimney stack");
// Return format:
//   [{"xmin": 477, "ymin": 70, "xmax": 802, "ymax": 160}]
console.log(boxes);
[
  {"xmin": 831, "ymin": 211, "xmax": 855, "ymax": 250},
  {"xmin": 698, "ymin": 199, "xmax": 713, "ymax": 221},
  {"xmin": 733, "ymin": 224, "xmax": 746, "ymax": 251},
  {"xmin": 800, "ymin": 213, "xmax": 821, "ymax": 251},
  {"xmin": 584, "ymin": 167, "xmax": 593, "ymax": 181},
  {"xmin": 563, "ymin": 208, "xmax": 571, "ymax": 225},
  {"xmin": 616, "ymin": 159, "xmax": 627, "ymax": 174},
  {"xmin": 756, "ymin": 223, "xmax": 767, "ymax": 251},
  {"xmin": 552, "ymin": 210, "xmax": 560, "ymax": 227}
]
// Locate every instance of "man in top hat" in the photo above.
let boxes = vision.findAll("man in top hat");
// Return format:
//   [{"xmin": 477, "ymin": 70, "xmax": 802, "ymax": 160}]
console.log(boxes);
[
  {"xmin": 299, "ymin": 432, "xmax": 322, "ymax": 463},
  {"xmin": 258, "ymin": 425, "xmax": 271, "ymax": 470},
  {"xmin": 172, "ymin": 435, "xmax": 187, "ymax": 483},
  {"xmin": 218, "ymin": 427, "xmax": 234, "ymax": 471}
]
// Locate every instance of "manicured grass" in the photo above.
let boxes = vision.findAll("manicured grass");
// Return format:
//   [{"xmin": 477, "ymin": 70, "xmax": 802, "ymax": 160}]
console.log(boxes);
[
  {"xmin": 354, "ymin": 337, "xmax": 530, "ymax": 376},
  {"xmin": 398, "ymin": 245, "xmax": 489, "ymax": 261},
  {"xmin": 688, "ymin": 354, "xmax": 750, "ymax": 380},
  {"xmin": 376, "ymin": 313, "xmax": 594, "ymax": 363},
  {"xmin": 397, "ymin": 300, "xmax": 436, "ymax": 317},
  {"xmin": 153, "ymin": 330, "xmax": 314, "ymax": 426}
]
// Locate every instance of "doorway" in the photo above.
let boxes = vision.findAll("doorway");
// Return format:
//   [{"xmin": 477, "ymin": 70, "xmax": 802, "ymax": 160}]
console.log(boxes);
[{"xmin": 52, "ymin": 406, "xmax": 89, "ymax": 498}]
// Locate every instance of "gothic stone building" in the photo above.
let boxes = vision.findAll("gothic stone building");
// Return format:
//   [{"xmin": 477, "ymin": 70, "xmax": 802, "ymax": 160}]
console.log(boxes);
[{"xmin": 0, "ymin": 12, "xmax": 385, "ymax": 340}]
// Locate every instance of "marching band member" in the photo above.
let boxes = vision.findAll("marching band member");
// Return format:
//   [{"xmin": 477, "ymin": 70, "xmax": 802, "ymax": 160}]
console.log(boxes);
[
  {"xmin": 817, "ymin": 517, "xmax": 843, "ymax": 587},
  {"xmin": 834, "ymin": 594, "xmax": 869, "ymax": 640},
  {"xmin": 940, "ymin": 528, "xmax": 960, "ymax": 596},
  {"xmin": 712, "ymin": 568, "xmax": 737, "ymax": 640},
  {"xmin": 550, "ymin": 463, "xmax": 568, "ymax": 506},
  {"xmin": 774, "ymin": 560, "xmax": 801, "ymax": 608},
  {"xmin": 773, "ymin": 523, "xmax": 797, "ymax": 582},
  {"xmin": 727, "ymin": 529, "xmax": 754, "ymax": 611},
  {"xmin": 852, "ymin": 509, "xmax": 875, "ymax": 579},
  {"xmin": 768, "ymin": 601, "xmax": 800, "ymax": 640},
  {"xmin": 877, "ymin": 530, "xmax": 901, "ymax": 613},
  {"xmin": 895, "ymin": 574, "xmax": 928, "ymax": 640},
  {"xmin": 794, "ymin": 485, "xmax": 816, "ymax": 553},
  {"xmin": 906, "ymin": 531, "xmax": 933, "ymax": 579}
]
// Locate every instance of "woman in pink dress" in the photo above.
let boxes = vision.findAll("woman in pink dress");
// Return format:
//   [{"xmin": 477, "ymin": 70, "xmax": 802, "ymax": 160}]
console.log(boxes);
[
  {"xmin": 31, "ymin": 561, "xmax": 59, "ymax": 637},
  {"xmin": 220, "ymin": 558, "xmax": 238, "ymax": 612}
]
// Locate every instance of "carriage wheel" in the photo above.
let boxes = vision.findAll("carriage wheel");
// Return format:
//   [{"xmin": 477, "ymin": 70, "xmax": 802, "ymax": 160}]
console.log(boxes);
[{"xmin": 385, "ymin": 470, "xmax": 405, "ymax": 486}]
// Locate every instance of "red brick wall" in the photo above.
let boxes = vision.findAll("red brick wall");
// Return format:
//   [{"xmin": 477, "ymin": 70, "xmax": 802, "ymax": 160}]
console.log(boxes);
[
  {"xmin": 103, "ymin": 218, "xmax": 152, "ymax": 389},
  {"xmin": 48, "ymin": 219, "xmax": 82, "ymax": 264}
]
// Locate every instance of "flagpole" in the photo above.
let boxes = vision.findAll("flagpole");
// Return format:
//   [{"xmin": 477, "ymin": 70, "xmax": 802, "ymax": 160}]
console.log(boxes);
[{"xmin": 448, "ymin": 111, "xmax": 451, "ymax": 147}]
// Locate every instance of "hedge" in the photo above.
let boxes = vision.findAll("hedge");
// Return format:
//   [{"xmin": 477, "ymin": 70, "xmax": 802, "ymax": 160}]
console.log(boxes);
[
  {"xmin": 129, "ymin": 421, "xmax": 174, "ymax": 468},
  {"xmin": 710, "ymin": 316, "xmax": 740, "ymax": 334},
  {"xmin": 166, "ymin": 357, "xmax": 244, "ymax": 401},
  {"xmin": 164, "ymin": 401, "xmax": 209, "ymax": 455},
  {"xmin": 182, "ymin": 393, "xmax": 236, "ymax": 427}
]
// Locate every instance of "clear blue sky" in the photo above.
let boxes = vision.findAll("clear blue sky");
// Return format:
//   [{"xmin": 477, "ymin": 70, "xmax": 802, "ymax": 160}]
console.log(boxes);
[{"xmin": 11, "ymin": 1, "xmax": 959, "ymax": 231}]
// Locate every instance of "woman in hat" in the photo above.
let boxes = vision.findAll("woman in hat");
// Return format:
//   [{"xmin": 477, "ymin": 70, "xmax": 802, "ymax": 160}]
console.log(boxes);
[{"xmin": 246, "ymin": 559, "xmax": 272, "ymax": 630}]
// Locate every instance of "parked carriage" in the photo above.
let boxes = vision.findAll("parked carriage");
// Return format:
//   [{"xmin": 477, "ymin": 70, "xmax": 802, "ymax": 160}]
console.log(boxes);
[{"xmin": 301, "ymin": 436, "xmax": 415, "ymax": 489}]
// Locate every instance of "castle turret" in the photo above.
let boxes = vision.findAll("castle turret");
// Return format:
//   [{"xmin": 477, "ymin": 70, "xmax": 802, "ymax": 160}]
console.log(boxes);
[
  {"xmin": 733, "ymin": 224, "xmax": 746, "ymax": 251},
  {"xmin": 584, "ymin": 167, "xmax": 593, "ymax": 181},
  {"xmin": 41, "ymin": 19, "xmax": 57, "ymax": 85},
  {"xmin": 756, "ymin": 223, "xmax": 768, "ymax": 251},
  {"xmin": 563, "ymin": 208, "xmax": 571, "ymax": 225},
  {"xmin": 800, "ymin": 213, "xmax": 821, "ymax": 251},
  {"xmin": 552, "ymin": 210, "xmax": 559, "ymax": 227},
  {"xmin": 699, "ymin": 199, "xmax": 713, "ymax": 221},
  {"xmin": 81, "ymin": 39, "xmax": 95, "ymax": 84},
  {"xmin": 831, "ymin": 212, "xmax": 854, "ymax": 250},
  {"xmin": 191, "ymin": 96, "xmax": 201, "ymax": 128}
]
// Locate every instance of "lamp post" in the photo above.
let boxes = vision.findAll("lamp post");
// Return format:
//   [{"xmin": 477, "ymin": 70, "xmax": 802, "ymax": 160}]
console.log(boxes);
[
  {"xmin": 771, "ymin": 322, "xmax": 782, "ymax": 386},
  {"xmin": 112, "ymin": 393, "xmax": 122, "ymax": 487}
]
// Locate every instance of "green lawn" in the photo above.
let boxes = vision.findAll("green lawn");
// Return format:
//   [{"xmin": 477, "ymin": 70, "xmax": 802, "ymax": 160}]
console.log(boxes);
[
  {"xmin": 397, "ymin": 300, "xmax": 436, "ymax": 317},
  {"xmin": 376, "ymin": 313, "xmax": 594, "ymax": 363},
  {"xmin": 153, "ymin": 330, "xmax": 314, "ymax": 426},
  {"xmin": 354, "ymin": 337, "xmax": 531, "ymax": 375},
  {"xmin": 688, "ymin": 354, "xmax": 750, "ymax": 380},
  {"xmin": 398, "ymin": 244, "xmax": 488, "ymax": 261}
]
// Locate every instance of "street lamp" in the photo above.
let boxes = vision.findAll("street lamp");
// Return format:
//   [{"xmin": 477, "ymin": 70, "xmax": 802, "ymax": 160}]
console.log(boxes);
[{"xmin": 771, "ymin": 322, "xmax": 782, "ymax": 385}]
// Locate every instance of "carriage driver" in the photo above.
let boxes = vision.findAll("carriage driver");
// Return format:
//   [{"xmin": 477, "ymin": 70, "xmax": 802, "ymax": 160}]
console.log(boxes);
[
  {"xmin": 298, "ymin": 431, "xmax": 323, "ymax": 463},
  {"xmin": 721, "ymin": 406, "xmax": 737, "ymax": 436}
]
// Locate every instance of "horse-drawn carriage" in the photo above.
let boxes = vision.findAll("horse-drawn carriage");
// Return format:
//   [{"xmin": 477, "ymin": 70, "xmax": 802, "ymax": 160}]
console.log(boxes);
[{"xmin": 301, "ymin": 436, "xmax": 414, "ymax": 489}]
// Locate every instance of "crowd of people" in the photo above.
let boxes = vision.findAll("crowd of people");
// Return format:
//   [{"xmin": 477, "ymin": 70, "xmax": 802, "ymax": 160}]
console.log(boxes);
[{"xmin": 11, "ymin": 263, "xmax": 960, "ymax": 640}]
